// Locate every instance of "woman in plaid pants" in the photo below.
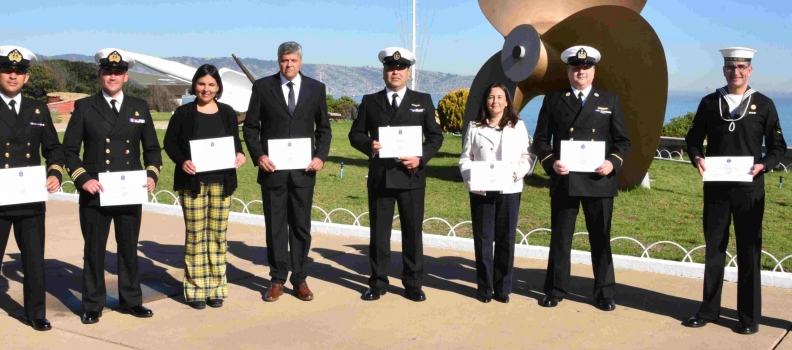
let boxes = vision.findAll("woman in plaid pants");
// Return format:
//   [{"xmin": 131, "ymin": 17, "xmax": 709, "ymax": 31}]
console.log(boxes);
[{"xmin": 164, "ymin": 64, "xmax": 246, "ymax": 309}]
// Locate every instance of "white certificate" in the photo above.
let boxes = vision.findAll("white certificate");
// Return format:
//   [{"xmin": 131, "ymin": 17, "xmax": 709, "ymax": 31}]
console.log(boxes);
[
  {"xmin": 378, "ymin": 126, "xmax": 423, "ymax": 158},
  {"xmin": 702, "ymin": 156, "xmax": 754, "ymax": 182},
  {"xmin": 268, "ymin": 138, "xmax": 312, "ymax": 170},
  {"xmin": 98, "ymin": 170, "xmax": 148, "ymax": 207},
  {"xmin": 190, "ymin": 136, "xmax": 236, "ymax": 173},
  {"xmin": 0, "ymin": 166, "xmax": 48, "ymax": 206},
  {"xmin": 470, "ymin": 161, "xmax": 513, "ymax": 191},
  {"xmin": 560, "ymin": 140, "xmax": 606, "ymax": 173}
]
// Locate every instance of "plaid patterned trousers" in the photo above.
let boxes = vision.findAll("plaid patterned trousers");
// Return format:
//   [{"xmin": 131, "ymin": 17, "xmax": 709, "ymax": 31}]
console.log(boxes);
[{"xmin": 180, "ymin": 182, "xmax": 231, "ymax": 302}]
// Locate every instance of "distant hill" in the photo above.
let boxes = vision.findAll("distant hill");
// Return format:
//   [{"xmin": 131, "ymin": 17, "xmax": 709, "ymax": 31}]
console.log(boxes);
[{"xmin": 43, "ymin": 54, "xmax": 474, "ymax": 97}]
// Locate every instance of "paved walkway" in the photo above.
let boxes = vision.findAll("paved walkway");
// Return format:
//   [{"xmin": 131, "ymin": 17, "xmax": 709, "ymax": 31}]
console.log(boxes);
[{"xmin": 1, "ymin": 201, "xmax": 790, "ymax": 349}]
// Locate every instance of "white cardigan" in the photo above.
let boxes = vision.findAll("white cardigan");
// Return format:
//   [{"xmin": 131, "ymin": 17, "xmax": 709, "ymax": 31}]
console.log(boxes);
[{"xmin": 459, "ymin": 120, "xmax": 533, "ymax": 194}]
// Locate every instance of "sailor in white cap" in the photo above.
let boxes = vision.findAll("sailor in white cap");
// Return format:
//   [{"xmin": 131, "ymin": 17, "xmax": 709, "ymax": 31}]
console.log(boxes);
[
  {"xmin": 684, "ymin": 48, "xmax": 786, "ymax": 335},
  {"xmin": 62, "ymin": 48, "xmax": 161, "ymax": 324},
  {"xmin": 0, "ymin": 45, "xmax": 64, "ymax": 331},
  {"xmin": 531, "ymin": 45, "xmax": 631, "ymax": 312},
  {"xmin": 349, "ymin": 47, "xmax": 443, "ymax": 302}
]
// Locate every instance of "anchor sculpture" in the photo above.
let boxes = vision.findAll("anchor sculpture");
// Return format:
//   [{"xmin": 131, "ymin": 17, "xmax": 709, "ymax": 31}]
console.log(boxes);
[{"xmin": 465, "ymin": 0, "xmax": 667, "ymax": 189}]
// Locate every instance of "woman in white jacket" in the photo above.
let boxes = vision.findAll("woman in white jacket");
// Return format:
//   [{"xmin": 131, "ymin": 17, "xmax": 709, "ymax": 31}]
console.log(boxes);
[{"xmin": 459, "ymin": 82, "xmax": 532, "ymax": 303}]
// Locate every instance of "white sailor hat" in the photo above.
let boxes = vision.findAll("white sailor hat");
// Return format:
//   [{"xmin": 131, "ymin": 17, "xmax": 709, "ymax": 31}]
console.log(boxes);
[
  {"xmin": 0, "ymin": 46, "xmax": 37, "ymax": 72},
  {"xmin": 719, "ymin": 47, "xmax": 757, "ymax": 63},
  {"xmin": 560, "ymin": 45, "xmax": 601, "ymax": 66},
  {"xmin": 95, "ymin": 48, "xmax": 135, "ymax": 70},
  {"xmin": 378, "ymin": 47, "xmax": 415, "ymax": 68}
]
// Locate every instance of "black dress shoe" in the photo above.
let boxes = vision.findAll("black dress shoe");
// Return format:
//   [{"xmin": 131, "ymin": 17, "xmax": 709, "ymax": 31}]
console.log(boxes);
[
  {"xmin": 404, "ymin": 289, "xmax": 426, "ymax": 302},
  {"xmin": 476, "ymin": 295, "xmax": 491, "ymax": 303},
  {"xmin": 684, "ymin": 315, "xmax": 715, "ymax": 328},
  {"xmin": 207, "ymin": 299, "xmax": 224, "ymax": 308},
  {"xmin": 361, "ymin": 288, "xmax": 386, "ymax": 301},
  {"xmin": 28, "ymin": 318, "xmax": 52, "ymax": 331},
  {"xmin": 494, "ymin": 294, "xmax": 510, "ymax": 304},
  {"xmin": 188, "ymin": 301, "xmax": 206, "ymax": 310},
  {"xmin": 540, "ymin": 295, "xmax": 560, "ymax": 308},
  {"xmin": 596, "ymin": 298, "xmax": 616, "ymax": 311},
  {"xmin": 81, "ymin": 311, "xmax": 102, "ymax": 325},
  {"xmin": 125, "ymin": 305, "xmax": 153, "ymax": 318},
  {"xmin": 733, "ymin": 323, "xmax": 759, "ymax": 335}
]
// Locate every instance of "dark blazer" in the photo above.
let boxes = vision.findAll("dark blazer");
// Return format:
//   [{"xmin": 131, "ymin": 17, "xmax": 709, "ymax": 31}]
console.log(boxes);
[
  {"xmin": 0, "ymin": 97, "xmax": 64, "ymax": 217},
  {"xmin": 348, "ymin": 89, "xmax": 444, "ymax": 190},
  {"xmin": 685, "ymin": 88, "xmax": 787, "ymax": 187},
  {"xmin": 164, "ymin": 101, "xmax": 244, "ymax": 196},
  {"xmin": 531, "ymin": 87, "xmax": 631, "ymax": 197},
  {"xmin": 63, "ymin": 92, "xmax": 162, "ymax": 207},
  {"xmin": 242, "ymin": 73, "xmax": 332, "ymax": 188}
]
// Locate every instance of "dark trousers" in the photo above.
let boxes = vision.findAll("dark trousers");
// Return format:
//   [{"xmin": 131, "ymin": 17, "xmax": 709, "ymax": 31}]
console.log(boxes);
[
  {"xmin": 0, "ymin": 214, "xmax": 46, "ymax": 319},
  {"xmin": 469, "ymin": 192, "xmax": 520, "ymax": 298},
  {"xmin": 80, "ymin": 204, "xmax": 143, "ymax": 312},
  {"xmin": 368, "ymin": 187, "xmax": 425, "ymax": 291},
  {"xmin": 260, "ymin": 175, "xmax": 314, "ymax": 285},
  {"xmin": 545, "ymin": 194, "xmax": 616, "ymax": 299},
  {"xmin": 697, "ymin": 186, "xmax": 764, "ymax": 326}
]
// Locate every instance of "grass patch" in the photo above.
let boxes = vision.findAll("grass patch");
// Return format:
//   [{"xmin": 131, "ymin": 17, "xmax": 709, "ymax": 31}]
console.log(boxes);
[
  {"xmin": 56, "ymin": 122, "xmax": 792, "ymax": 270},
  {"xmin": 150, "ymin": 111, "xmax": 172, "ymax": 122}
]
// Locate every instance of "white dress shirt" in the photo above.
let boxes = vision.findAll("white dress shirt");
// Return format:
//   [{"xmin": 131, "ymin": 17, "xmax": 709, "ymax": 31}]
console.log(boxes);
[
  {"xmin": 102, "ymin": 89, "xmax": 125, "ymax": 110},
  {"xmin": 385, "ymin": 86, "xmax": 407, "ymax": 108},
  {"xmin": 571, "ymin": 85, "xmax": 593, "ymax": 106},
  {"xmin": 280, "ymin": 73, "xmax": 302, "ymax": 106},
  {"xmin": 0, "ymin": 90, "xmax": 22, "ymax": 114}
]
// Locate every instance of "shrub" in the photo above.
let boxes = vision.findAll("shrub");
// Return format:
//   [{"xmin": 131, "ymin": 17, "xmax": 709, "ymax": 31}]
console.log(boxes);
[
  {"xmin": 661, "ymin": 112, "xmax": 695, "ymax": 138},
  {"xmin": 326, "ymin": 95, "xmax": 358, "ymax": 119},
  {"xmin": 147, "ymin": 84, "xmax": 177, "ymax": 112},
  {"xmin": 437, "ymin": 88, "xmax": 468, "ymax": 133}
]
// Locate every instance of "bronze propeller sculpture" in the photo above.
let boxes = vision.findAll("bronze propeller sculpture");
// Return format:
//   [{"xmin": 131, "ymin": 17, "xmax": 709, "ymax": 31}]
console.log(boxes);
[{"xmin": 465, "ymin": 0, "xmax": 667, "ymax": 189}]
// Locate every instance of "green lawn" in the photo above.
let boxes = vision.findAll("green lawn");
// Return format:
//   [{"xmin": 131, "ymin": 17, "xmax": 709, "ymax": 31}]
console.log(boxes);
[
  {"xmin": 57, "ymin": 122, "xmax": 792, "ymax": 270},
  {"xmin": 150, "ymin": 111, "xmax": 172, "ymax": 121}
]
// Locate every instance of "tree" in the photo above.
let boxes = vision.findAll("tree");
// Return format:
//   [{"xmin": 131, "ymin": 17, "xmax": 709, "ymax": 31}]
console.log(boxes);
[
  {"xmin": 661, "ymin": 112, "xmax": 695, "ymax": 138},
  {"xmin": 326, "ymin": 95, "xmax": 358, "ymax": 119},
  {"xmin": 23, "ymin": 64, "xmax": 61, "ymax": 101},
  {"xmin": 147, "ymin": 84, "xmax": 176, "ymax": 112},
  {"xmin": 437, "ymin": 88, "xmax": 469, "ymax": 133}
]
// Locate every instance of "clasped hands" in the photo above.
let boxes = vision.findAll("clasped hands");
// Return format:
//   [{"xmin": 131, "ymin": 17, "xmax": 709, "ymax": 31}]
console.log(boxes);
[{"xmin": 553, "ymin": 160, "xmax": 614, "ymax": 176}]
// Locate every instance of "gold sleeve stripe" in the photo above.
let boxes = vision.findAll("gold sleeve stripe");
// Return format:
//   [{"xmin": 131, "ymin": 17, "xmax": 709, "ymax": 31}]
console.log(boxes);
[
  {"xmin": 146, "ymin": 166, "xmax": 160, "ymax": 177},
  {"xmin": 609, "ymin": 153, "xmax": 624, "ymax": 165},
  {"xmin": 540, "ymin": 154, "xmax": 554, "ymax": 164},
  {"xmin": 48, "ymin": 165, "xmax": 64, "ymax": 174},
  {"xmin": 71, "ymin": 168, "xmax": 87, "ymax": 180}
]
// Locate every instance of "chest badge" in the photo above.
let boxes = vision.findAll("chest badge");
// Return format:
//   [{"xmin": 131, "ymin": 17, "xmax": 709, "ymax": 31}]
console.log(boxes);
[
  {"xmin": 35, "ymin": 109, "xmax": 40, "ymax": 114},
  {"xmin": 135, "ymin": 111, "xmax": 140, "ymax": 117},
  {"xmin": 750, "ymin": 104, "xmax": 756, "ymax": 110}
]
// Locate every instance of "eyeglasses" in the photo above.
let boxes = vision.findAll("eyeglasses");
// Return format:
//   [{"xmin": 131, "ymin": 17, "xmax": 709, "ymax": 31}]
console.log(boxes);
[{"xmin": 724, "ymin": 64, "xmax": 750, "ymax": 72}]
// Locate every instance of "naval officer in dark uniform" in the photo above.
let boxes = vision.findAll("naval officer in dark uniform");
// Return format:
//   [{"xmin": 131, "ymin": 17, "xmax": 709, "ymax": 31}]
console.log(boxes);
[
  {"xmin": 63, "ymin": 48, "xmax": 162, "ymax": 324},
  {"xmin": 349, "ymin": 47, "xmax": 444, "ymax": 302},
  {"xmin": 531, "ymin": 45, "xmax": 630, "ymax": 311},
  {"xmin": 0, "ymin": 46, "xmax": 63, "ymax": 331},
  {"xmin": 684, "ymin": 47, "xmax": 786, "ymax": 335}
]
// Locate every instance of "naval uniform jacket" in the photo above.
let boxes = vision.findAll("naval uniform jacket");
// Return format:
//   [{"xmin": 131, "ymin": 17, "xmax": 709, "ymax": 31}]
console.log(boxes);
[
  {"xmin": 242, "ymin": 73, "xmax": 332, "ymax": 188},
  {"xmin": 0, "ymin": 97, "xmax": 64, "ymax": 217},
  {"xmin": 531, "ymin": 87, "xmax": 631, "ymax": 197},
  {"xmin": 62, "ymin": 93, "xmax": 162, "ymax": 207},
  {"xmin": 348, "ymin": 89, "xmax": 444, "ymax": 190},
  {"xmin": 685, "ymin": 87, "xmax": 787, "ymax": 187}
]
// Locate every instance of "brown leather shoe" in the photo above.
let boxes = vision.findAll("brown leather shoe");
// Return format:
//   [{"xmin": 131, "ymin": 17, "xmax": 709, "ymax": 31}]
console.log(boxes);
[
  {"xmin": 264, "ymin": 283, "xmax": 284, "ymax": 302},
  {"xmin": 293, "ymin": 282, "xmax": 314, "ymax": 301}
]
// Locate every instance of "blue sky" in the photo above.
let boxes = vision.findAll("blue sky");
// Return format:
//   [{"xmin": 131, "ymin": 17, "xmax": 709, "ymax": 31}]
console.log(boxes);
[{"xmin": 1, "ymin": 0, "xmax": 790, "ymax": 92}]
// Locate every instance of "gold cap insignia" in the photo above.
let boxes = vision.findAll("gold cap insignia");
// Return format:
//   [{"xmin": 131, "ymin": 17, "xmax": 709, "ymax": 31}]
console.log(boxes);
[
  {"xmin": 393, "ymin": 51, "xmax": 401, "ymax": 61},
  {"xmin": 108, "ymin": 51, "xmax": 122, "ymax": 63},
  {"xmin": 35, "ymin": 109, "xmax": 40, "ymax": 114},
  {"xmin": 8, "ymin": 49, "xmax": 23, "ymax": 63},
  {"xmin": 135, "ymin": 111, "xmax": 140, "ymax": 116},
  {"xmin": 750, "ymin": 104, "xmax": 756, "ymax": 110},
  {"xmin": 577, "ymin": 48, "xmax": 587, "ymax": 59}
]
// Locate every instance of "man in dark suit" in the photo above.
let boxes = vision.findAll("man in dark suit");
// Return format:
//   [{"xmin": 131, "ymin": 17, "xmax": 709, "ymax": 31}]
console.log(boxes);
[
  {"xmin": 348, "ymin": 47, "xmax": 444, "ymax": 302},
  {"xmin": 62, "ymin": 48, "xmax": 161, "ymax": 324},
  {"xmin": 243, "ymin": 41, "xmax": 331, "ymax": 302},
  {"xmin": 531, "ymin": 45, "xmax": 631, "ymax": 311},
  {"xmin": 0, "ymin": 46, "xmax": 63, "ymax": 331},
  {"xmin": 684, "ymin": 47, "xmax": 786, "ymax": 335}
]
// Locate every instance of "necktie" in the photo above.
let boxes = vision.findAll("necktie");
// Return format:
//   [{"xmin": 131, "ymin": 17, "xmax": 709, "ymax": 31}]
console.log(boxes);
[
  {"xmin": 287, "ymin": 82, "xmax": 296, "ymax": 116},
  {"xmin": 111, "ymin": 99, "xmax": 120, "ymax": 117},
  {"xmin": 8, "ymin": 100, "xmax": 18, "ymax": 116},
  {"xmin": 391, "ymin": 93, "xmax": 398, "ymax": 112},
  {"xmin": 575, "ymin": 92, "xmax": 584, "ymax": 114}
]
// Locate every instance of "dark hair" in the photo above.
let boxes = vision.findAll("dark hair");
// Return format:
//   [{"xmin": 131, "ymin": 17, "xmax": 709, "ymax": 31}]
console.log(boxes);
[
  {"xmin": 189, "ymin": 64, "xmax": 223, "ymax": 100},
  {"xmin": 474, "ymin": 82, "xmax": 519, "ymax": 128}
]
